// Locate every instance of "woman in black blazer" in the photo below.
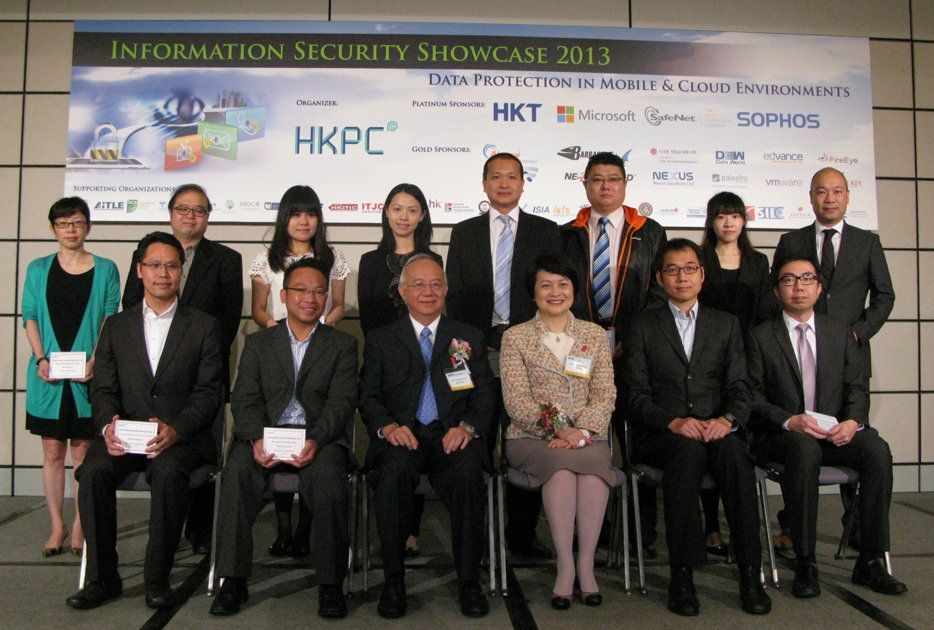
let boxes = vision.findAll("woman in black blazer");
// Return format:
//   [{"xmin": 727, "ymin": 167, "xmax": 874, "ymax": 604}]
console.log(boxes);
[{"xmin": 698, "ymin": 191, "xmax": 777, "ymax": 555}]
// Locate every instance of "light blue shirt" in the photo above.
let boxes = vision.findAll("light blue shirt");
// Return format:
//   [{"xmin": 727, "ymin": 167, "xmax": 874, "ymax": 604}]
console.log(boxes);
[
  {"xmin": 276, "ymin": 322, "xmax": 316, "ymax": 427},
  {"xmin": 668, "ymin": 300, "xmax": 698, "ymax": 361}
]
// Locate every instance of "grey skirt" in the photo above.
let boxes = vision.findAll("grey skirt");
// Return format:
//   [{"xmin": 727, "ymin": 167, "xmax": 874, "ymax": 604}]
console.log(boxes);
[{"xmin": 505, "ymin": 438, "xmax": 615, "ymax": 486}]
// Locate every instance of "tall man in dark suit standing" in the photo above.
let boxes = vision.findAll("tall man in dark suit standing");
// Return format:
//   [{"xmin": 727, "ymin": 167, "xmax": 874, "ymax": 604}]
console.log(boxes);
[
  {"xmin": 360, "ymin": 255, "xmax": 495, "ymax": 619},
  {"xmin": 561, "ymin": 151, "xmax": 667, "ymax": 553},
  {"xmin": 209, "ymin": 258, "xmax": 358, "ymax": 619},
  {"xmin": 771, "ymin": 167, "xmax": 895, "ymax": 549},
  {"xmin": 67, "ymin": 232, "xmax": 223, "ymax": 610},
  {"xmin": 746, "ymin": 256, "xmax": 906, "ymax": 598},
  {"xmin": 623, "ymin": 239, "xmax": 770, "ymax": 617},
  {"xmin": 446, "ymin": 153, "xmax": 559, "ymax": 559},
  {"xmin": 122, "ymin": 183, "xmax": 243, "ymax": 553}
]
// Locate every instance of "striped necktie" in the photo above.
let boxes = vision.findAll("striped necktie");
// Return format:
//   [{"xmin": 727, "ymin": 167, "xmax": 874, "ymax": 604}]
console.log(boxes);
[
  {"xmin": 592, "ymin": 216, "xmax": 612, "ymax": 320},
  {"xmin": 493, "ymin": 215, "xmax": 514, "ymax": 322},
  {"xmin": 415, "ymin": 327, "xmax": 437, "ymax": 424}
]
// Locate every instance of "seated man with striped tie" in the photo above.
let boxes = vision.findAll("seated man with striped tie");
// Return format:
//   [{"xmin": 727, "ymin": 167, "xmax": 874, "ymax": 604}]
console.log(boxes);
[
  {"xmin": 746, "ymin": 256, "xmax": 906, "ymax": 598},
  {"xmin": 359, "ymin": 254, "xmax": 496, "ymax": 619}
]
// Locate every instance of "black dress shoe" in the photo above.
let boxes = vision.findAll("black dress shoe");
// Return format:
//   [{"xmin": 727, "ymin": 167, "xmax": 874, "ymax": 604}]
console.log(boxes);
[
  {"xmin": 66, "ymin": 580, "xmax": 123, "ymax": 610},
  {"xmin": 145, "ymin": 583, "xmax": 174, "ymax": 609},
  {"xmin": 210, "ymin": 577, "xmax": 249, "ymax": 616},
  {"xmin": 458, "ymin": 581, "xmax": 489, "ymax": 617},
  {"xmin": 268, "ymin": 534, "xmax": 293, "ymax": 557},
  {"xmin": 191, "ymin": 536, "xmax": 211, "ymax": 555},
  {"xmin": 581, "ymin": 592, "xmax": 603, "ymax": 607},
  {"xmin": 551, "ymin": 595, "xmax": 571, "ymax": 610},
  {"xmin": 378, "ymin": 576, "xmax": 406, "ymax": 619},
  {"xmin": 318, "ymin": 584, "xmax": 348, "ymax": 619},
  {"xmin": 508, "ymin": 536, "xmax": 552, "ymax": 560},
  {"xmin": 738, "ymin": 565, "xmax": 771, "ymax": 615},
  {"xmin": 291, "ymin": 539, "xmax": 310, "ymax": 558},
  {"xmin": 706, "ymin": 532, "xmax": 730, "ymax": 558},
  {"xmin": 792, "ymin": 558, "xmax": 821, "ymax": 598},
  {"xmin": 667, "ymin": 567, "xmax": 699, "ymax": 617},
  {"xmin": 852, "ymin": 557, "xmax": 907, "ymax": 595}
]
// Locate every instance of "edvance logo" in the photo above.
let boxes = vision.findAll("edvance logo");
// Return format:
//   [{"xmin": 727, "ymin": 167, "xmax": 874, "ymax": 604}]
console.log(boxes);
[
  {"xmin": 737, "ymin": 112, "xmax": 820, "ymax": 129},
  {"xmin": 493, "ymin": 102, "xmax": 542, "ymax": 122},
  {"xmin": 295, "ymin": 122, "xmax": 395, "ymax": 155}
]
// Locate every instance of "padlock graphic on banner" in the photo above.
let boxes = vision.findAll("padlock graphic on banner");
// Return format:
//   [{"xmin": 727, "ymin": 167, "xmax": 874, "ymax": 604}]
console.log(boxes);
[{"xmin": 90, "ymin": 124, "xmax": 120, "ymax": 160}]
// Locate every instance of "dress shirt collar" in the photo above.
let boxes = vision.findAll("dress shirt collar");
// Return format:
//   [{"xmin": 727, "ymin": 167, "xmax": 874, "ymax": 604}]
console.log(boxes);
[
  {"xmin": 667, "ymin": 299, "xmax": 698, "ymax": 321},
  {"xmin": 286, "ymin": 320, "xmax": 318, "ymax": 344},
  {"xmin": 589, "ymin": 206, "xmax": 624, "ymax": 232},
  {"xmin": 814, "ymin": 219, "xmax": 844, "ymax": 235},
  {"xmin": 409, "ymin": 314, "xmax": 441, "ymax": 340},
  {"xmin": 489, "ymin": 206, "xmax": 520, "ymax": 227},
  {"xmin": 143, "ymin": 297, "xmax": 178, "ymax": 320},
  {"xmin": 782, "ymin": 310, "xmax": 816, "ymax": 336}
]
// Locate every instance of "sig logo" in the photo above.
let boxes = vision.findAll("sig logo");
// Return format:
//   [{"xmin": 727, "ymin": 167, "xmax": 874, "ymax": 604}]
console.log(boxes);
[
  {"xmin": 295, "ymin": 123, "xmax": 394, "ymax": 155},
  {"xmin": 737, "ymin": 112, "xmax": 820, "ymax": 129},
  {"xmin": 493, "ymin": 102, "xmax": 542, "ymax": 122}
]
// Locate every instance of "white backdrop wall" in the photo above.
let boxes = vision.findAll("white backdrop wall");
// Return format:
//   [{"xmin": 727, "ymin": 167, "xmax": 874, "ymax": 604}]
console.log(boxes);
[{"xmin": 1, "ymin": 0, "xmax": 932, "ymax": 496}]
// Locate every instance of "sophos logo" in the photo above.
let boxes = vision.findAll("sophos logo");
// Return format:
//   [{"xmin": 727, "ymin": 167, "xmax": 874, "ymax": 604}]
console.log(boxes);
[
  {"xmin": 294, "ymin": 122, "xmax": 396, "ymax": 155},
  {"xmin": 737, "ymin": 112, "xmax": 819, "ymax": 129}
]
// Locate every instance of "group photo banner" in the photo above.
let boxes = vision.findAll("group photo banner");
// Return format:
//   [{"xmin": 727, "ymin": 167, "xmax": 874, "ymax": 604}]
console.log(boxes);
[{"xmin": 64, "ymin": 21, "xmax": 877, "ymax": 228}]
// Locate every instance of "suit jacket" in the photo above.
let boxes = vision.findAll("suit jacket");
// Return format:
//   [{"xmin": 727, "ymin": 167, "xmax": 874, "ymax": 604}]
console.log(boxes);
[
  {"xmin": 359, "ymin": 315, "xmax": 495, "ymax": 468},
  {"xmin": 623, "ymin": 303, "xmax": 751, "ymax": 438},
  {"xmin": 230, "ymin": 322, "xmax": 358, "ymax": 453},
  {"xmin": 123, "ymin": 237, "xmax": 243, "ymax": 389},
  {"xmin": 446, "ymin": 210, "xmax": 561, "ymax": 345},
  {"xmin": 746, "ymin": 314, "xmax": 868, "ymax": 455},
  {"xmin": 699, "ymin": 248, "xmax": 778, "ymax": 332},
  {"xmin": 771, "ymin": 222, "xmax": 894, "ymax": 372},
  {"xmin": 91, "ymin": 303, "xmax": 224, "ymax": 463},
  {"xmin": 561, "ymin": 206, "xmax": 667, "ymax": 333}
]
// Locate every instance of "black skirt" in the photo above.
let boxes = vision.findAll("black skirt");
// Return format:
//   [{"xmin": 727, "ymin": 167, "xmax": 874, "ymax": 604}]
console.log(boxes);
[{"xmin": 26, "ymin": 381, "xmax": 94, "ymax": 441}]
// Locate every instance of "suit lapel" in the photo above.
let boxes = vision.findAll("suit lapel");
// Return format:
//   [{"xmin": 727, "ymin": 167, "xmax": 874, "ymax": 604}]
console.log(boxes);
[
  {"xmin": 296, "ymin": 325, "xmax": 328, "ymax": 386},
  {"xmin": 657, "ymin": 306, "xmax": 689, "ymax": 365},
  {"xmin": 272, "ymin": 324, "xmax": 297, "ymax": 388},
  {"xmin": 476, "ymin": 217, "xmax": 494, "ymax": 296},
  {"xmin": 129, "ymin": 305, "xmax": 155, "ymax": 380},
  {"xmin": 831, "ymin": 222, "xmax": 858, "ymax": 288},
  {"xmin": 153, "ymin": 307, "xmax": 191, "ymax": 381},
  {"xmin": 771, "ymin": 319, "xmax": 802, "ymax": 384},
  {"xmin": 689, "ymin": 306, "xmax": 709, "ymax": 364},
  {"xmin": 396, "ymin": 317, "xmax": 426, "ymax": 368},
  {"xmin": 180, "ymin": 238, "xmax": 212, "ymax": 305}
]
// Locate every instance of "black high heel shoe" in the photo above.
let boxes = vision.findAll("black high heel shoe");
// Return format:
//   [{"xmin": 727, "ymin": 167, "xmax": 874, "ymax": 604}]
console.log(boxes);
[
  {"xmin": 551, "ymin": 594, "xmax": 572, "ymax": 610},
  {"xmin": 268, "ymin": 533, "xmax": 293, "ymax": 556}
]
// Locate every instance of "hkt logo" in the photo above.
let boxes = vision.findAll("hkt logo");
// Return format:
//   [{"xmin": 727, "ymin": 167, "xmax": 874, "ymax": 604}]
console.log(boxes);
[
  {"xmin": 715, "ymin": 150, "xmax": 745, "ymax": 165},
  {"xmin": 737, "ymin": 112, "xmax": 820, "ymax": 128},
  {"xmin": 295, "ymin": 123, "xmax": 395, "ymax": 155},
  {"xmin": 557, "ymin": 105, "xmax": 575, "ymax": 123},
  {"xmin": 757, "ymin": 206, "xmax": 785, "ymax": 219},
  {"xmin": 493, "ymin": 102, "xmax": 542, "ymax": 122}
]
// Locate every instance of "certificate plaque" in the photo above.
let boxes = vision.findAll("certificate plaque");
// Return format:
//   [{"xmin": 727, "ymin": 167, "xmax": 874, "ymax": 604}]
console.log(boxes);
[
  {"xmin": 806, "ymin": 410, "xmax": 839, "ymax": 431},
  {"xmin": 114, "ymin": 419, "xmax": 158, "ymax": 455},
  {"xmin": 264, "ymin": 427, "xmax": 306, "ymax": 460},
  {"xmin": 48, "ymin": 351, "xmax": 87, "ymax": 379}
]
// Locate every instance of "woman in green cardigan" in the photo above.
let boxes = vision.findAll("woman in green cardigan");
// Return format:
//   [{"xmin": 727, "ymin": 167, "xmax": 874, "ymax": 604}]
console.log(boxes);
[{"xmin": 22, "ymin": 197, "xmax": 120, "ymax": 557}]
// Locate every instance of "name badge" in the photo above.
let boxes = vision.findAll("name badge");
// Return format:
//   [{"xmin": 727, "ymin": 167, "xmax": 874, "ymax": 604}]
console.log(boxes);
[
  {"xmin": 445, "ymin": 368, "xmax": 474, "ymax": 391},
  {"xmin": 564, "ymin": 355, "xmax": 593, "ymax": 378}
]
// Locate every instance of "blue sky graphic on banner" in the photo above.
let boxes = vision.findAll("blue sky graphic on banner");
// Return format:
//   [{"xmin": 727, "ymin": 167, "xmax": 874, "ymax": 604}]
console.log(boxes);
[{"xmin": 64, "ymin": 21, "xmax": 876, "ymax": 228}]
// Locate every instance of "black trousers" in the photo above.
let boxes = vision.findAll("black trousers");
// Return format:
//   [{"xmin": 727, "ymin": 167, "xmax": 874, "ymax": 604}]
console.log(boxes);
[
  {"xmin": 215, "ymin": 440, "xmax": 350, "ymax": 584},
  {"xmin": 369, "ymin": 421, "xmax": 487, "ymax": 583},
  {"xmin": 764, "ymin": 428, "xmax": 892, "ymax": 557},
  {"xmin": 76, "ymin": 439, "xmax": 205, "ymax": 585},
  {"xmin": 635, "ymin": 431, "xmax": 762, "ymax": 570}
]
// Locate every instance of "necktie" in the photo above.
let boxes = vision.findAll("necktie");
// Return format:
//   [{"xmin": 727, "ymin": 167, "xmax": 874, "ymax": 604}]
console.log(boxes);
[
  {"xmin": 796, "ymin": 323, "xmax": 816, "ymax": 410},
  {"xmin": 820, "ymin": 228, "xmax": 836, "ymax": 285},
  {"xmin": 415, "ymin": 327, "xmax": 437, "ymax": 425},
  {"xmin": 592, "ymin": 216, "xmax": 612, "ymax": 320},
  {"xmin": 493, "ymin": 215, "xmax": 514, "ymax": 322}
]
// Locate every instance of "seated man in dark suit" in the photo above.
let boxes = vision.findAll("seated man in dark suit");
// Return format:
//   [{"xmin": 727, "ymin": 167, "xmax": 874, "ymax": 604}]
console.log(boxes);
[
  {"xmin": 210, "ymin": 258, "xmax": 358, "ymax": 619},
  {"xmin": 67, "ymin": 232, "xmax": 223, "ymax": 610},
  {"xmin": 746, "ymin": 256, "xmax": 906, "ymax": 597},
  {"xmin": 623, "ymin": 238, "xmax": 770, "ymax": 617},
  {"xmin": 359, "ymin": 254, "xmax": 495, "ymax": 619}
]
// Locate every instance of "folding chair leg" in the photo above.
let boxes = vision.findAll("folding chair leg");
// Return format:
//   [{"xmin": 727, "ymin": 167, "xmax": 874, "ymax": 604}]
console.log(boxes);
[
  {"xmin": 486, "ymin": 474, "xmax": 496, "ymax": 596},
  {"xmin": 622, "ymin": 488, "xmax": 631, "ymax": 594},
  {"xmin": 758, "ymin": 477, "xmax": 779, "ymax": 588},
  {"xmin": 362, "ymin": 473, "xmax": 369, "ymax": 596},
  {"xmin": 630, "ymin": 474, "xmax": 646, "ymax": 593},
  {"xmin": 836, "ymin": 489, "xmax": 859, "ymax": 560},
  {"xmin": 346, "ymin": 474, "xmax": 357, "ymax": 596},
  {"xmin": 884, "ymin": 551, "xmax": 892, "ymax": 575},
  {"xmin": 78, "ymin": 541, "xmax": 88, "ymax": 589},
  {"xmin": 207, "ymin": 471, "xmax": 223, "ymax": 595},
  {"xmin": 497, "ymin": 472, "xmax": 508, "ymax": 597}
]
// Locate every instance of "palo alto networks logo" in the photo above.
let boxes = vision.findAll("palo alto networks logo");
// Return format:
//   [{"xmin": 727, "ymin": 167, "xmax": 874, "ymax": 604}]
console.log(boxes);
[{"xmin": 557, "ymin": 105, "xmax": 575, "ymax": 123}]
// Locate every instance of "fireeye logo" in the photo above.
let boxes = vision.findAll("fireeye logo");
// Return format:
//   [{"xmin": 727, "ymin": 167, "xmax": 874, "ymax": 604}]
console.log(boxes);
[{"xmin": 557, "ymin": 105, "xmax": 575, "ymax": 123}]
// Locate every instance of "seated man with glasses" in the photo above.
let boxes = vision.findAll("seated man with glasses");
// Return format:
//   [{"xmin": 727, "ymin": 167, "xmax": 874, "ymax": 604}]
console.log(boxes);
[
  {"xmin": 210, "ymin": 257, "xmax": 358, "ymax": 619},
  {"xmin": 622, "ymin": 238, "xmax": 770, "ymax": 617},
  {"xmin": 359, "ymin": 254, "xmax": 495, "ymax": 619},
  {"xmin": 746, "ymin": 256, "xmax": 906, "ymax": 598},
  {"xmin": 67, "ymin": 232, "xmax": 224, "ymax": 611}
]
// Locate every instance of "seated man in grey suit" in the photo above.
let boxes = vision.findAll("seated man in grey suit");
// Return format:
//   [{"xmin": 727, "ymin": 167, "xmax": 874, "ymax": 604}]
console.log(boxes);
[
  {"xmin": 359, "ymin": 254, "xmax": 495, "ymax": 619},
  {"xmin": 746, "ymin": 256, "xmax": 906, "ymax": 597},
  {"xmin": 210, "ymin": 257, "xmax": 359, "ymax": 619},
  {"xmin": 67, "ymin": 232, "xmax": 223, "ymax": 611},
  {"xmin": 623, "ymin": 238, "xmax": 770, "ymax": 617}
]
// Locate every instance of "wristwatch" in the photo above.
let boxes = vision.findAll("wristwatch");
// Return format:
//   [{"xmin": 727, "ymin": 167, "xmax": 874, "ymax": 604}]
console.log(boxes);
[
  {"xmin": 723, "ymin": 413, "xmax": 738, "ymax": 429},
  {"xmin": 36, "ymin": 356, "xmax": 49, "ymax": 365},
  {"xmin": 459, "ymin": 421, "xmax": 477, "ymax": 438},
  {"xmin": 580, "ymin": 429, "xmax": 592, "ymax": 439}
]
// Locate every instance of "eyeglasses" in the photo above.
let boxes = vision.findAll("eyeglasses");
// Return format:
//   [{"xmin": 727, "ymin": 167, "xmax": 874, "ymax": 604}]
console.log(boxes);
[
  {"xmin": 285, "ymin": 286, "xmax": 328, "ymax": 298},
  {"xmin": 53, "ymin": 219, "xmax": 88, "ymax": 230},
  {"xmin": 139, "ymin": 261, "xmax": 182, "ymax": 273},
  {"xmin": 778, "ymin": 272, "xmax": 818, "ymax": 286},
  {"xmin": 403, "ymin": 280, "xmax": 445, "ymax": 293},
  {"xmin": 172, "ymin": 205, "xmax": 209, "ymax": 217},
  {"xmin": 586, "ymin": 176, "xmax": 625, "ymax": 186},
  {"xmin": 661, "ymin": 264, "xmax": 701, "ymax": 276}
]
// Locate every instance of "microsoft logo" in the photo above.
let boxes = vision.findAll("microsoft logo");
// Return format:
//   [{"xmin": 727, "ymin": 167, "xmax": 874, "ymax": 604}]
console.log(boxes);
[{"xmin": 557, "ymin": 105, "xmax": 575, "ymax": 123}]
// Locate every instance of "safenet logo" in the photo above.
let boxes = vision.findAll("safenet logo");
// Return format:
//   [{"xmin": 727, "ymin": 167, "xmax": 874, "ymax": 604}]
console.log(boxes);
[
  {"xmin": 644, "ymin": 107, "xmax": 696, "ymax": 126},
  {"xmin": 715, "ymin": 150, "xmax": 745, "ymax": 165},
  {"xmin": 557, "ymin": 105, "xmax": 575, "ymax": 123},
  {"xmin": 295, "ymin": 123, "xmax": 395, "ymax": 155},
  {"xmin": 737, "ymin": 112, "xmax": 820, "ymax": 129},
  {"xmin": 493, "ymin": 102, "xmax": 542, "ymax": 122},
  {"xmin": 757, "ymin": 206, "xmax": 785, "ymax": 219}
]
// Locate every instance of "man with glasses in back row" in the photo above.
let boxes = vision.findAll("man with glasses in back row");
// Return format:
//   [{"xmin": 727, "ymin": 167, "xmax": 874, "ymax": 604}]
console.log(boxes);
[{"xmin": 122, "ymin": 184, "xmax": 243, "ymax": 554}]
